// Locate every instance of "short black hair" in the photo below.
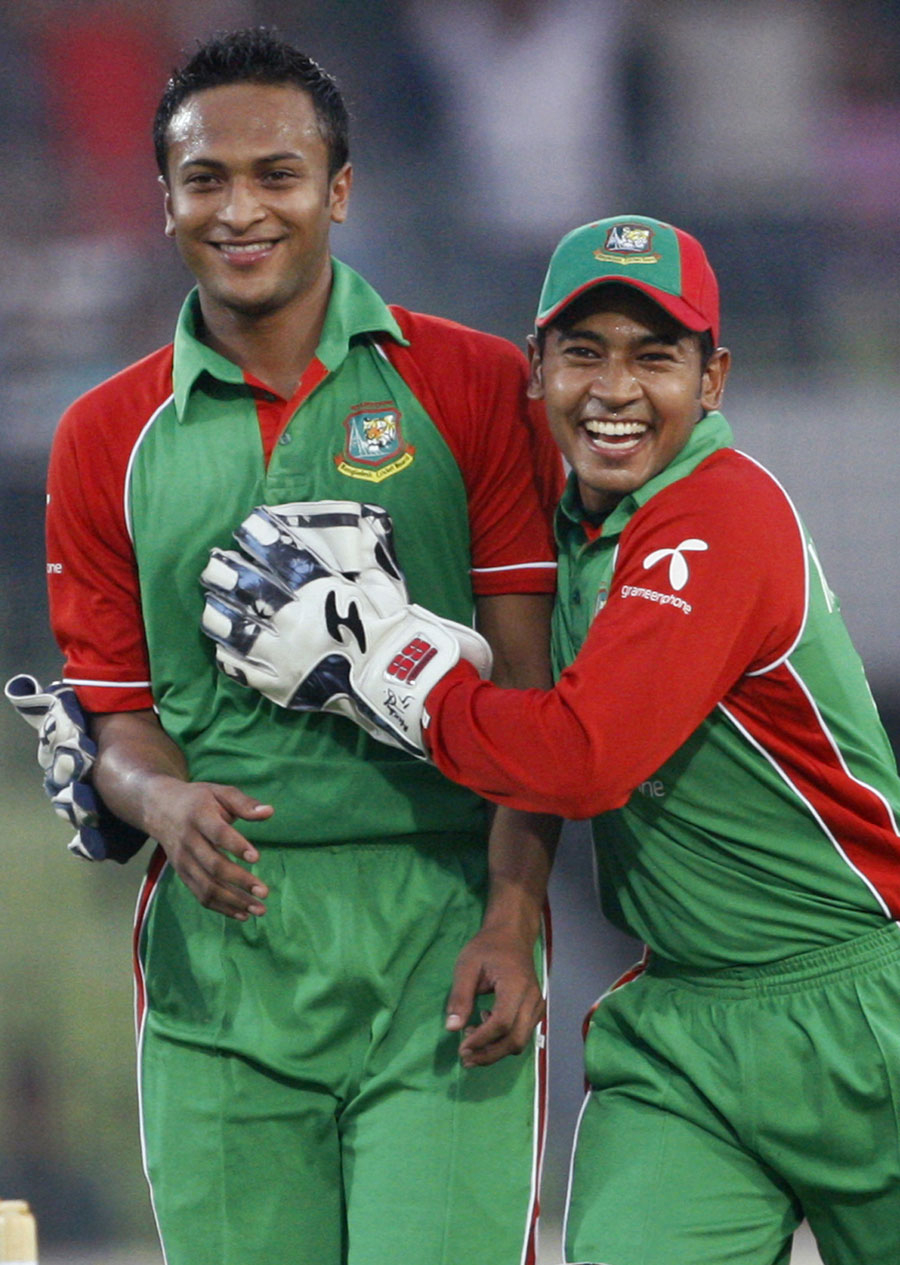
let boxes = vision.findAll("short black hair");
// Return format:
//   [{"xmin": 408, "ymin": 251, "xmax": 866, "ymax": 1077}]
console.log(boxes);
[{"xmin": 153, "ymin": 27, "xmax": 349, "ymax": 180}]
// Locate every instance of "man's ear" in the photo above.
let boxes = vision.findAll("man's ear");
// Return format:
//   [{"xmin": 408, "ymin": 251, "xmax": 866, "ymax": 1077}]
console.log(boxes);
[
  {"xmin": 526, "ymin": 333, "xmax": 544, "ymax": 400},
  {"xmin": 329, "ymin": 163, "xmax": 353, "ymax": 224},
  {"xmin": 700, "ymin": 346, "xmax": 731, "ymax": 412},
  {"xmin": 161, "ymin": 176, "xmax": 175, "ymax": 238}
]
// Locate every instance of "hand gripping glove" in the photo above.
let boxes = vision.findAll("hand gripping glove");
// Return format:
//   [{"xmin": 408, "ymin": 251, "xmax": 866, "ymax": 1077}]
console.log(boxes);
[
  {"xmin": 4, "ymin": 674, "xmax": 147, "ymax": 863},
  {"xmin": 233, "ymin": 500, "xmax": 408, "ymax": 616},
  {"xmin": 200, "ymin": 555, "xmax": 491, "ymax": 759}
]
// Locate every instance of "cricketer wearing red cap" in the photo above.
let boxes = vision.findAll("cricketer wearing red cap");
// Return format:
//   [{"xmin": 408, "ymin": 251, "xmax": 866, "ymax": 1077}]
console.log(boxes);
[
  {"xmin": 224, "ymin": 213, "xmax": 900, "ymax": 1264},
  {"xmin": 425, "ymin": 214, "xmax": 900, "ymax": 1264}
]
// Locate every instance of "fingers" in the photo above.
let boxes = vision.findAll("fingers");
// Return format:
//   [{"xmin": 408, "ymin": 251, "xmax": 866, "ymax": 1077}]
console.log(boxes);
[
  {"xmin": 447, "ymin": 937, "xmax": 546, "ymax": 1068},
  {"xmin": 202, "ymin": 549, "xmax": 295, "ymax": 614},
  {"xmin": 457, "ymin": 987, "xmax": 546, "ymax": 1068},
  {"xmin": 445, "ymin": 949, "xmax": 482, "ymax": 1034},
  {"xmin": 234, "ymin": 508, "xmax": 331, "ymax": 593},
  {"xmin": 168, "ymin": 834, "xmax": 269, "ymax": 921},
  {"xmin": 4, "ymin": 673, "xmax": 51, "ymax": 731},
  {"xmin": 158, "ymin": 785, "xmax": 274, "ymax": 922},
  {"xmin": 201, "ymin": 592, "xmax": 266, "ymax": 656}
]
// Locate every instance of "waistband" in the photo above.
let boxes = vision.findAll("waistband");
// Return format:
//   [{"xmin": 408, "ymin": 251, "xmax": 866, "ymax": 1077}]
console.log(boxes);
[
  {"xmin": 646, "ymin": 921, "xmax": 900, "ymax": 997},
  {"xmin": 261, "ymin": 830, "xmax": 486, "ymax": 853}
]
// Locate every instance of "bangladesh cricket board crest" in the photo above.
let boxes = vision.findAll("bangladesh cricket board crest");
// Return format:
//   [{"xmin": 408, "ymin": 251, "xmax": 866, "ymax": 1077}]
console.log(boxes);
[
  {"xmin": 593, "ymin": 223, "xmax": 661, "ymax": 265},
  {"xmin": 334, "ymin": 402, "xmax": 415, "ymax": 483}
]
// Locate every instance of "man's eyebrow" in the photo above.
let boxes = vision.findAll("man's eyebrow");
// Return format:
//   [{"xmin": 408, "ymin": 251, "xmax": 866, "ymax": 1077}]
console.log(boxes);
[
  {"xmin": 255, "ymin": 151, "xmax": 307, "ymax": 164},
  {"xmin": 557, "ymin": 327, "xmax": 681, "ymax": 347},
  {"xmin": 178, "ymin": 151, "xmax": 306, "ymax": 172}
]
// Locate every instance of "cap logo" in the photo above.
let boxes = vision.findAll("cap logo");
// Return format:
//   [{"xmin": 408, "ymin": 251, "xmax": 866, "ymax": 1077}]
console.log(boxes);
[{"xmin": 594, "ymin": 223, "xmax": 660, "ymax": 265}]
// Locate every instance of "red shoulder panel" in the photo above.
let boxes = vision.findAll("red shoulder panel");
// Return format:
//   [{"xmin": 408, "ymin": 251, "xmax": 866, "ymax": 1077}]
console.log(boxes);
[
  {"xmin": 47, "ymin": 346, "xmax": 174, "ymax": 711},
  {"xmin": 383, "ymin": 308, "xmax": 562, "ymax": 594}
]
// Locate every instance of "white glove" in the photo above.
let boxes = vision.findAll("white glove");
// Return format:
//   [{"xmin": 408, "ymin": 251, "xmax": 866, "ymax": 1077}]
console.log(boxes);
[
  {"xmin": 233, "ymin": 500, "xmax": 408, "ymax": 616},
  {"xmin": 4, "ymin": 674, "xmax": 147, "ymax": 862},
  {"xmin": 200, "ymin": 556, "xmax": 491, "ymax": 759}
]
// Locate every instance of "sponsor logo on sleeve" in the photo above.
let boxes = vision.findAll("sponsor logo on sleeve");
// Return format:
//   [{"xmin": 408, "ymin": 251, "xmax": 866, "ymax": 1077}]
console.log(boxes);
[{"xmin": 619, "ymin": 538, "xmax": 708, "ymax": 615}]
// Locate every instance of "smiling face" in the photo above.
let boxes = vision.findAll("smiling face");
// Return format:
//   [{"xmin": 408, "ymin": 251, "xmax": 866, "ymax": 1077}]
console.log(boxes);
[
  {"xmin": 162, "ymin": 81, "xmax": 352, "ymax": 322},
  {"xmin": 528, "ymin": 286, "xmax": 730, "ymax": 516}
]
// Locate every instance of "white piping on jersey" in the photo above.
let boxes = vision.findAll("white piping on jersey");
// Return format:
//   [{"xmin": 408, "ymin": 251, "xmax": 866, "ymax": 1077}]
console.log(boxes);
[
  {"xmin": 372, "ymin": 339, "xmax": 390, "ymax": 362},
  {"xmin": 133, "ymin": 856, "xmax": 171, "ymax": 1265},
  {"xmin": 561, "ymin": 1089, "xmax": 591, "ymax": 1260},
  {"xmin": 472, "ymin": 561, "xmax": 557, "ymax": 573},
  {"xmin": 63, "ymin": 676, "xmax": 151, "ymax": 688},
  {"xmin": 718, "ymin": 699, "xmax": 893, "ymax": 917},
  {"xmin": 784, "ymin": 656, "xmax": 900, "ymax": 837},
  {"xmin": 807, "ymin": 539, "xmax": 835, "ymax": 614},
  {"xmin": 519, "ymin": 917, "xmax": 550, "ymax": 1265},
  {"xmin": 560, "ymin": 947, "xmax": 648, "ymax": 1258},
  {"xmin": 123, "ymin": 394, "xmax": 175, "ymax": 543},
  {"xmin": 734, "ymin": 450, "xmax": 810, "ymax": 678}
]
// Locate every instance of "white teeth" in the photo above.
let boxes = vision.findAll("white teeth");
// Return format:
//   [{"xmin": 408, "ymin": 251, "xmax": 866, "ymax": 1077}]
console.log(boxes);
[
  {"xmin": 219, "ymin": 242, "xmax": 272, "ymax": 254},
  {"xmin": 584, "ymin": 420, "xmax": 648, "ymax": 437}
]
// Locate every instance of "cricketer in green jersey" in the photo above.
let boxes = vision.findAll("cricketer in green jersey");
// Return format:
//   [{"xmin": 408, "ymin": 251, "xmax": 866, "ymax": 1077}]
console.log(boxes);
[
  {"xmin": 26, "ymin": 28, "xmax": 565, "ymax": 1265},
  {"xmin": 214, "ymin": 215, "xmax": 900, "ymax": 1265}
]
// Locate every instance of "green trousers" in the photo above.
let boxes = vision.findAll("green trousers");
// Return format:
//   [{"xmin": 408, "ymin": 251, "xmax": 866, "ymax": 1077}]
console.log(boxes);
[
  {"xmin": 136, "ymin": 837, "xmax": 545, "ymax": 1265},
  {"xmin": 566, "ymin": 921, "xmax": 900, "ymax": 1265}
]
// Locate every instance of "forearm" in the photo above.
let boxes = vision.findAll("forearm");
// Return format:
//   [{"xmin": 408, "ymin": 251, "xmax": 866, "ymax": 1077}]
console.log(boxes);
[
  {"xmin": 89, "ymin": 708, "xmax": 274, "ymax": 920},
  {"xmin": 476, "ymin": 590, "xmax": 561, "ymax": 938},
  {"xmin": 483, "ymin": 806, "xmax": 560, "ymax": 943},
  {"xmin": 90, "ymin": 709, "xmax": 189, "ymax": 839}
]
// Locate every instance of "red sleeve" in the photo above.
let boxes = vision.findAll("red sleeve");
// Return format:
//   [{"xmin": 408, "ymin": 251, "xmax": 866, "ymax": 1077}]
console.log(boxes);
[
  {"xmin": 46, "ymin": 347, "xmax": 174, "ymax": 713},
  {"xmin": 425, "ymin": 452, "xmax": 807, "ymax": 816},
  {"xmin": 384, "ymin": 309, "xmax": 563, "ymax": 594}
]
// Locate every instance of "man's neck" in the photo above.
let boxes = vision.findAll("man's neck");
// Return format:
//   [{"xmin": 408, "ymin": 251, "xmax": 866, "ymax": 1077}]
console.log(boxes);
[{"xmin": 197, "ymin": 264, "xmax": 333, "ymax": 399}]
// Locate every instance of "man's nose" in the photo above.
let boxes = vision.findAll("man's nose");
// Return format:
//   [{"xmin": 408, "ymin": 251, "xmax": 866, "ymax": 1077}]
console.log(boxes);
[
  {"xmin": 587, "ymin": 357, "xmax": 640, "ymax": 407},
  {"xmin": 217, "ymin": 178, "xmax": 266, "ymax": 231}
]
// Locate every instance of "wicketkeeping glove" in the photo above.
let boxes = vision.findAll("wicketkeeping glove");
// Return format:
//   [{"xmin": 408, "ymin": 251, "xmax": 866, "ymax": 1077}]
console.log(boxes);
[
  {"xmin": 200, "ymin": 510, "xmax": 491, "ymax": 757},
  {"xmin": 233, "ymin": 500, "xmax": 408, "ymax": 616},
  {"xmin": 4, "ymin": 674, "xmax": 147, "ymax": 863}
]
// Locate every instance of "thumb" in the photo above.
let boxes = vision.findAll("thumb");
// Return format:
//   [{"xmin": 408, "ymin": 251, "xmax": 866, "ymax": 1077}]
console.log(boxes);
[{"xmin": 445, "ymin": 949, "xmax": 482, "ymax": 1032}]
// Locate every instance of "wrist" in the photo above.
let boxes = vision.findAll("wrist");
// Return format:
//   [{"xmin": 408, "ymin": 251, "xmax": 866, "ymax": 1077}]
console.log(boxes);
[{"xmin": 480, "ymin": 881, "xmax": 545, "ymax": 944}]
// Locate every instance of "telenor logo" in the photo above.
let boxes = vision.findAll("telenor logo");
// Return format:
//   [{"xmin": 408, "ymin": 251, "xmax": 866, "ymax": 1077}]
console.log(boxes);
[{"xmin": 642, "ymin": 539, "xmax": 708, "ymax": 591}]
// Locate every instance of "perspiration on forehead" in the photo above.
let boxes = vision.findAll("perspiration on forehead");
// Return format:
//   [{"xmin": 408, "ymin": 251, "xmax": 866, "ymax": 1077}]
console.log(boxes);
[{"xmin": 543, "ymin": 283, "xmax": 717, "ymax": 371}]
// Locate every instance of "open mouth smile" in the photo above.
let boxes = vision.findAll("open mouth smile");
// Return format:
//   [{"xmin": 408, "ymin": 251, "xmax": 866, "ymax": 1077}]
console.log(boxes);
[{"xmin": 582, "ymin": 418, "xmax": 649, "ymax": 453}]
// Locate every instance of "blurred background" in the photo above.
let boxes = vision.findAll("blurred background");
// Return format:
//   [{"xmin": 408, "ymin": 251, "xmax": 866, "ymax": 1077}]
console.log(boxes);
[{"xmin": 1, "ymin": 0, "xmax": 898, "ymax": 1261}]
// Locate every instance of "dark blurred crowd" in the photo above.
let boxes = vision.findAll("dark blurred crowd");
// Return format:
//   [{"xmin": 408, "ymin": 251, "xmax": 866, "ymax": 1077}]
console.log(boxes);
[{"xmin": 2, "ymin": 0, "xmax": 899, "ymax": 449}]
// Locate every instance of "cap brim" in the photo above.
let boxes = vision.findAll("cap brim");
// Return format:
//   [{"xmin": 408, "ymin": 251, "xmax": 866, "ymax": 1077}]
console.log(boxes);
[{"xmin": 536, "ymin": 276, "xmax": 712, "ymax": 336}]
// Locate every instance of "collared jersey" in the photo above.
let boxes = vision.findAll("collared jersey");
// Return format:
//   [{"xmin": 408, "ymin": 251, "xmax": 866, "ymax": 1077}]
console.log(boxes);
[
  {"xmin": 427, "ymin": 412, "xmax": 900, "ymax": 966},
  {"xmin": 46, "ymin": 260, "xmax": 561, "ymax": 845}
]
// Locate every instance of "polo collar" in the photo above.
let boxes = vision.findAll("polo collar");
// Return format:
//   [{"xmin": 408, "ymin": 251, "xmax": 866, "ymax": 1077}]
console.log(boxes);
[
  {"xmin": 171, "ymin": 258, "xmax": 408, "ymax": 419},
  {"xmin": 557, "ymin": 411, "xmax": 734, "ymax": 538}
]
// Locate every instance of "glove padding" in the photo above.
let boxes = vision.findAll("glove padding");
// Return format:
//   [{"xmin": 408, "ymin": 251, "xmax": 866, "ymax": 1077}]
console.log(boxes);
[
  {"xmin": 4, "ymin": 674, "xmax": 147, "ymax": 863},
  {"xmin": 201, "ymin": 537, "xmax": 491, "ymax": 758},
  {"xmin": 233, "ymin": 500, "xmax": 408, "ymax": 616}
]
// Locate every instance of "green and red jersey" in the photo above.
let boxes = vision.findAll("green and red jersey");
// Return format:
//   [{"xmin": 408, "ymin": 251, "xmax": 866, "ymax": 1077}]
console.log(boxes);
[
  {"xmin": 46, "ymin": 260, "xmax": 561, "ymax": 845},
  {"xmin": 428, "ymin": 412, "xmax": 900, "ymax": 965}
]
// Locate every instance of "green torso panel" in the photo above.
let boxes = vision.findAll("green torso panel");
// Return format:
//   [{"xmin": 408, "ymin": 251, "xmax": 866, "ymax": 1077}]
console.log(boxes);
[
  {"xmin": 128, "ymin": 266, "xmax": 484, "ymax": 844},
  {"xmin": 552, "ymin": 414, "xmax": 900, "ymax": 966}
]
